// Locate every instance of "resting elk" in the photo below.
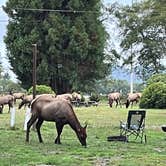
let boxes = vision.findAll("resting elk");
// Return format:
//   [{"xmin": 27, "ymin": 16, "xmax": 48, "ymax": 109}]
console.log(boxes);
[
  {"xmin": 26, "ymin": 95, "xmax": 87, "ymax": 146},
  {"xmin": 126, "ymin": 93, "xmax": 142, "ymax": 108},
  {"xmin": 0, "ymin": 95, "xmax": 14, "ymax": 113},
  {"xmin": 108, "ymin": 92, "xmax": 121, "ymax": 107}
]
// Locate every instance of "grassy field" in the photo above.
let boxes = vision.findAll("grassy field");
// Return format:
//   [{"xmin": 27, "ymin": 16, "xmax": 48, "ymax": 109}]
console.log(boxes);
[{"xmin": 0, "ymin": 102, "xmax": 166, "ymax": 166}]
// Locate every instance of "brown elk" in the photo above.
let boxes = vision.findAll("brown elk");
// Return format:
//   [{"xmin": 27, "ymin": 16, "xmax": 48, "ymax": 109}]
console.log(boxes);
[
  {"xmin": 56, "ymin": 93, "xmax": 73, "ymax": 102},
  {"xmin": 126, "ymin": 93, "xmax": 142, "ymax": 108},
  {"xmin": 72, "ymin": 92, "xmax": 82, "ymax": 101},
  {"xmin": 18, "ymin": 95, "xmax": 33, "ymax": 109},
  {"xmin": 12, "ymin": 92, "xmax": 25, "ymax": 103},
  {"xmin": 0, "ymin": 95, "xmax": 14, "ymax": 113},
  {"xmin": 108, "ymin": 92, "xmax": 121, "ymax": 107},
  {"xmin": 26, "ymin": 95, "xmax": 87, "ymax": 146},
  {"xmin": 18, "ymin": 94, "xmax": 56, "ymax": 109}
]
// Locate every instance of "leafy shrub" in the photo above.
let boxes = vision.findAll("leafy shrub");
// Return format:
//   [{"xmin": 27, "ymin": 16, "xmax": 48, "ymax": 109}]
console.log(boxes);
[
  {"xmin": 28, "ymin": 85, "xmax": 55, "ymax": 95},
  {"xmin": 89, "ymin": 93, "xmax": 100, "ymax": 102},
  {"xmin": 147, "ymin": 73, "xmax": 166, "ymax": 86},
  {"xmin": 80, "ymin": 95, "xmax": 85, "ymax": 102},
  {"xmin": 139, "ymin": 82, "xmax": 166, "ymax": 109}
]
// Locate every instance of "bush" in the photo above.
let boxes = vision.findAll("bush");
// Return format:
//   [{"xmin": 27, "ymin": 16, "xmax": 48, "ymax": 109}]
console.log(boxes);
[
  {"xmin": 89, "ymin": 93, "xmax": 100, "ymax": 102},
  {"xmin": 28, "ymin": 85, "xmax": 55, "ymax": 95},
  {"xmin": 147, "ymin": 73, "xmax": 166, "ymax": 86},
  {"xmin": 139, "ymin": 82, "xmax": 166, "ymax": 109}
]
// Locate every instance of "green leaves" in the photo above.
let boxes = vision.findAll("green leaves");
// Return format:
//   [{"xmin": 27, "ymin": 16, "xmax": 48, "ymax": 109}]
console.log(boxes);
[
  {"xmin": 4, "ymin": 0, "xmax": 108, "ymax": 93},
  {"xmin": 113, "ymin": 0, "xmax": 166, "ymax": 81}
]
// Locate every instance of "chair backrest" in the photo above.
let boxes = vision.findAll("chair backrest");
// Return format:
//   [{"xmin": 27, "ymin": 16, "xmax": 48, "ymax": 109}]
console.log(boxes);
[{"xmin": 127, "ymin": 110, "xmax": 146, "ymax": 130}]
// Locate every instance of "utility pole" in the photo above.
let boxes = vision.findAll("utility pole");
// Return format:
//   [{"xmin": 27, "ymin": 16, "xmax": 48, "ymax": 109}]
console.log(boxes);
[
  {"xmin": 130, "ymin": 45, "xmax": 133, "ymax": 94},
  {"xmin": 130, "ymin": 0, "xmax": 135, "ymax": 94},
  {"xmin": 32, "ymin": 44, "xmax": 37, "ymax": 99}
]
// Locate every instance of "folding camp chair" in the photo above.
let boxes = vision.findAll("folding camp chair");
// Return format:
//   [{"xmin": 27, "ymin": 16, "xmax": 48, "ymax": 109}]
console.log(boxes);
[{"xmin": 120, "ymin": 110, "xmax": 147, "ymax": 143}]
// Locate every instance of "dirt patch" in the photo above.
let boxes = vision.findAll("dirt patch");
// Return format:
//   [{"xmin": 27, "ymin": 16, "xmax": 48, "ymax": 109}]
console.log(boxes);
[{"xmin": 94, "ymin": 157, "xmax": 111, "ymax": 166}]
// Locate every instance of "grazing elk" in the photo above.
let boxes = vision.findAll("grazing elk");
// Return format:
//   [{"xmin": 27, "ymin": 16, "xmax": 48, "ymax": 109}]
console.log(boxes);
[
  {"xmin": 108, "ymin": 92, "xmax": 121, "ymax": 107},
  {"xmin": 18, "ymin": 95, "xmax": 33, "ymax": 109},
  {"xmin": 126, "ymin": 93, "xmax": 142, "ymax": 108},
  {"xmin": 26, "ymin": 95, "xmax": 87, "ymax": 146},
  {"xmin": 12, "ymin": 92, "xmax": 25, "ymax": 103},
  {"xmin": 72, "ymin": 92, "xmax": 82, "ymax": 101},
  {"xmin": 18, "ymin": 94, "xmax": 56, "ymax": 109},
  {"xmin": 56, "ymin": 93, "xmax": 73, "ymax": 102},
  {"xmin": 0, "ymin": 95, "xmax": 14, "ymax": 113}
]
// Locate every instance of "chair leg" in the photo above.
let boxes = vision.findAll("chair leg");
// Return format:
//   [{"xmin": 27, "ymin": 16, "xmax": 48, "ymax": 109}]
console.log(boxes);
[{"xmin": 145, "ymin": 134, "xmax": 147, "ymax": 143}]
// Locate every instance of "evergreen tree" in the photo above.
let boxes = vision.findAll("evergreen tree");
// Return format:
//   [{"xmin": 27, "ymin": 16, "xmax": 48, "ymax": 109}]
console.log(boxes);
[{"xmin": 4, "ymin": 0, "xmax": 108, "ymax": 93}]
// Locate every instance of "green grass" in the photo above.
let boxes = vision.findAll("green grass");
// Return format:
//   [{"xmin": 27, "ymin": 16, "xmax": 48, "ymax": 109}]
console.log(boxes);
[{"xmin": 0, "ymin": 103, "xmax": 166, "ymax": 166}]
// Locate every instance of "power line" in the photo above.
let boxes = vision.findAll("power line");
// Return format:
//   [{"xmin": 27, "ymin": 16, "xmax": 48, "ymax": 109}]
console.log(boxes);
[{"xmin": 15, "ymin": 8, "xmax": 100, "ymax": 13}]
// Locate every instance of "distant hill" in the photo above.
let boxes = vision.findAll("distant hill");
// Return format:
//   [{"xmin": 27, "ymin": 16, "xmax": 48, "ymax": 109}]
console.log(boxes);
[{"xmin": 112, "ymin": 67, "xmax": 142, "ymax": 83}]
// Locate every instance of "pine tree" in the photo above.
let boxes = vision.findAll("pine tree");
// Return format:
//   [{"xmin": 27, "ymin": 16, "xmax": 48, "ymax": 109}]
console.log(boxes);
[{"xmin": 4, "ymin": 0, "xmax": 108, "ymax": 93}]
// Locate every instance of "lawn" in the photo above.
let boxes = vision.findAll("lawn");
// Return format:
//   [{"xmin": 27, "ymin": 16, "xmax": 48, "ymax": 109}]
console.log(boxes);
[{"xmin": 0, "ymin": 102, "xmax": 166, "ymax": 166}]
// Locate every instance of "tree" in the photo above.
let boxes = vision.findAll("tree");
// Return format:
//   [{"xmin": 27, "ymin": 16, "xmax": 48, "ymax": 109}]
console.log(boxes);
[
  {"xmin": 112, "ymin": 0, "xmax": 166, "ymax": 81},
  {"xmin": 4, "ymin": 0, "xmax": 109, "ymax": 94},
  {"xmin": 139, "ymin": 82, "xmax": 166, "ymax": 109},
  {"xmin": 146, "ymin": 73, "xmax": 166, "ymax": 86},
  {"xmin": 0, "ymin": 58, "xmax": 3, "ymax": 79},
  {"xmin": 28, "ymin": 84, "xmax": 55, "ymax": 95},
  {"xmin": 95, "ymin": 78, "xmax": 144, "ymax": 96},
  {"xmin": 139, "ymin": 73, "xmax": 166, "ymax": 109}
]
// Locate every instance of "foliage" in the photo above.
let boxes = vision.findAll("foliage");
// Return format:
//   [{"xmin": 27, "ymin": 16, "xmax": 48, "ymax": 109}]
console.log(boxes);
[
  {"xmin": 3, "ymin": 0, "xmax": 109, "ymax": 93},
  {"xmin": 0, "ymin": 106, "xmax": 166, "ymax": 165},
  {"xmin": 28, "ymin": 84, "xmax": 55, "ymax": 95},
  {"xmin": 0, "ymin": 79, "xmax": 25, "ymax": 94},
  {"xmin": 146, "ymin": 73, "xmax": 166, "ymax": 86},
  {"xmin": 95, "ymin": 78, "xmax": 144, "ymax": 96},
  {"xmin": 112, "ymin": 0, "xmax": 166, "ymax": 81},
  {"xmin": 89, "ymin": 93, "xmax": 100, "ymax": 102},
  {"xmin": 140, "ymin": 82, "xmax": 166, "ymax": 109}
]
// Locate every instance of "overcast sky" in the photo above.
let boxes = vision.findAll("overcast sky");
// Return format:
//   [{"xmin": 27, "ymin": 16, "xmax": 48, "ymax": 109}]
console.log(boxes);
[{"xmin": 0, "ymin": 0, "xmax": 137, "ymax": 82}]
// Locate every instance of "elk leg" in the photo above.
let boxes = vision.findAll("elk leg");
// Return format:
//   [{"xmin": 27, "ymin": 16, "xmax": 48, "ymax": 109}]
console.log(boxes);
[
  {"xmin": 109, "ymin": 99, "xmax": 113, "ymax": 107},
  {"xmin": 115, "ymin": 100, "xmax": 118, "ymax": 107},
  {"xmin": 1, "ymin": 105, "xmax": 4, "ymax": 113},
  {"xmin": 131, "ymin": 101, "xmax": 134, "ymax": 108},
  {"xmin": 26, "ymin": 115, "xmax": 38, "ymax": 142},
  {"xmin": 119, "ymin": 99, "xmax": 122, "ymax": 108},
  {"xmin": 55, "ymin": 122, "xmax": 64, "ymax": 144},
  {"xmin": 8, "ymin": 104, "xmax": 10, "ymax": 113},
  {"xmin": 36, "ymin": 118, "xmax": 44, "ymax": 143}
]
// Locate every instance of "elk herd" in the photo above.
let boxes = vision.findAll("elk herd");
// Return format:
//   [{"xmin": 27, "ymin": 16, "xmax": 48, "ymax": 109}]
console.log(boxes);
[
  {"xmin": 0, "ymin": 91, "xmax": 142, "ymax": 146},
  {"xmin": 107, "ymin": 92, "xmax": 142, "ymax": 108}
]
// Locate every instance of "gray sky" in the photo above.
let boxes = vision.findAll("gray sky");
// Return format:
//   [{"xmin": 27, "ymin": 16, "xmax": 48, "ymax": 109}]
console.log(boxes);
[{"xmin": 0, "ymin": 0, "xmax": 17, "ymax": 82}]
